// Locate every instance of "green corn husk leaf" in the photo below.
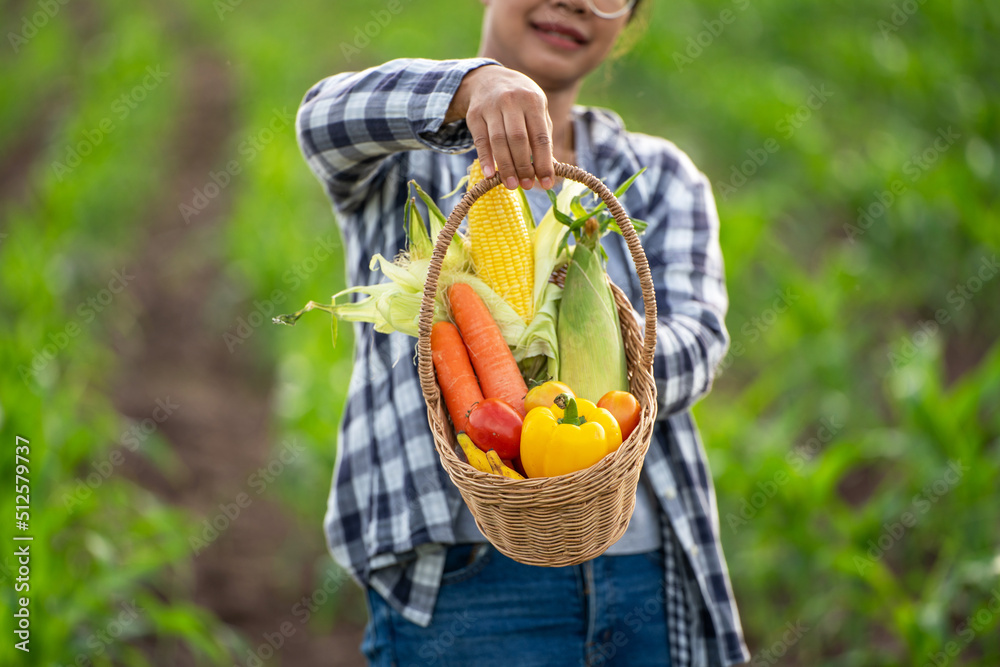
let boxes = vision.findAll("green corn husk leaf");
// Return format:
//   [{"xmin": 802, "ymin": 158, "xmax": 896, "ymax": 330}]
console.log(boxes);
[
  {"xmin": 405, "ymin": 196, "xmax": 433, "ymax": 259},
  {"xmin": 275, "ymin": 254, "xmax": 561, "ymax": 370},
  {"xmin": 535, "ymin": 180, "xmax": 588, "ymax": 313},
  {"xmin": 369, "ymin": 253, "xmax": 424, "ymax": 292},
  {"xmin": 517, "ymin": 185, "xmax": 536, "ymax": 244},
  {"xmin": 574, "ymin": 167, "xmax": 646, "ymax": 221},
  {"xmin": 410, "ymin": 180, "xmax": 471, "ymax": 271},
  {"xmin": 549, "ymin": 168, "xmax": 649, "ymax": 247},
  {"xmin": 569, "ymin": 195, "xmax": 589, "ymax": 220},
  {"xmin": 607, "ymin": 216, "xmax": 648, "ymax": 236},
  {"xmin": 277, "ymin": 177, "xmax": 566, "ymax": 373},
  {"xmin": 557, "ymin": 242, "xmax": 628, "ymax": 402},
  {"xmin": 274, "ymin": 254, "xmax": 442, "ymax": 342},
  {"xmin": 517, "ymin": 281, "xmax": 561, "ymax": 380}
]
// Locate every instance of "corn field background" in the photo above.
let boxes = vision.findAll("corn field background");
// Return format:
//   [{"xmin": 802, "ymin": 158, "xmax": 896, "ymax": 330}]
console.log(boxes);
[{"xmin": 1, "ymin": 0, "xmax": 998, "ymax": 665}]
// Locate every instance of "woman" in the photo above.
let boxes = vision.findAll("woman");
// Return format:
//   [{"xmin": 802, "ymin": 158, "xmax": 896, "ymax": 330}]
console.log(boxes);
[{"xmin": 296, "ymin": 1, "xmax": 749, "ymax": 665}]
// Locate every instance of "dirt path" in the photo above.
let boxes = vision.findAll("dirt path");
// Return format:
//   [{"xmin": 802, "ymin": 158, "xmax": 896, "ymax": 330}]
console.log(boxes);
[{"xmin": 107, "ymin": 52, "xmax": 365, "ymax": 666}]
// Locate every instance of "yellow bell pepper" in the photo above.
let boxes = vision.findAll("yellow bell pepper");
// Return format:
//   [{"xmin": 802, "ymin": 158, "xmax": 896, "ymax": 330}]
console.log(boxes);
[{"xmin": 520, "ymin": 394, "xmax": 623, "ymax": 478}]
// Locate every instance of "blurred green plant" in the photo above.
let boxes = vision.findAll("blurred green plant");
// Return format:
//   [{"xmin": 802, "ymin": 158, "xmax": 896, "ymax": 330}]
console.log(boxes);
[
  {"xmin": 1, "ymin": 0, "xmax": 997, "ymax": 664},
  {"xmin": 0, "ymin": 3, "xmax": 241, "ymax": 664}
]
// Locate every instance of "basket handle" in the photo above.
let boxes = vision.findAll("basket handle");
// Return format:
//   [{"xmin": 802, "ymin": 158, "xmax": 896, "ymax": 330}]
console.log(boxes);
[{"xmin": 417, "ymin": 161, "xmax": 657, "ymax": 400}]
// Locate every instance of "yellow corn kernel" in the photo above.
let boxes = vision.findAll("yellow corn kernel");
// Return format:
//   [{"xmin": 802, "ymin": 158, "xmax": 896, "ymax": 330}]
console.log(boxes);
[{"xmin": 467, "ymin": 159, "xmax": 534, "ymax": 322}]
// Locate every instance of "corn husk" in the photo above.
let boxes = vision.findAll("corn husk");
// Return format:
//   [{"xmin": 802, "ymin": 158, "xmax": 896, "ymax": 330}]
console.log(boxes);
[
  {"xmin": 274, "ymin": 179, "xmax": 564, "ymax": 373},
  {"xmin": 275, "ymin": 171, "xmax": 644, "ymax": 388},
  {"xmin": 532, "ymin": 180, "xmax": 587, "ymax": 314},
  {"xmin": 556, "ymin": 229, "xmax": 629, "ymax": 402}
]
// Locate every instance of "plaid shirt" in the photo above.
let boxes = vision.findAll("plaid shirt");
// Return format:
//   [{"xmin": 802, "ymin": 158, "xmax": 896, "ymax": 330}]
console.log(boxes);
[{"xmin": 297, "ymin": 58, "xmax": 750, "ymax": 667}]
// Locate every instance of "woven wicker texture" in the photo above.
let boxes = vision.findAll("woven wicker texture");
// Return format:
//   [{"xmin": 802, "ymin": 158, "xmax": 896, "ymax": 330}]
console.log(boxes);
[{"xmin": 417, "ymin": 162, "xmax": 658, "ymax": 566}]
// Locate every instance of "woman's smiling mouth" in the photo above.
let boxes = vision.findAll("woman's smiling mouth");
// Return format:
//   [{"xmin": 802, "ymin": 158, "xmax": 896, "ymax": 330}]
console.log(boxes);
[{"xmin": 530, "ymin": 21, "xmax": 589, "ymax": 50}]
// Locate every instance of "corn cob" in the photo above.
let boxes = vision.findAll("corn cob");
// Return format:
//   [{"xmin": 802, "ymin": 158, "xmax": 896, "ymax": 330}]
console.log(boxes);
[
  {"xmin": 467, "ymin": 159, "xmax": 534, "ymax": 322},
  {"xmin": 557, "ymin": 220, "xmax": 629, "ymax": 402}
]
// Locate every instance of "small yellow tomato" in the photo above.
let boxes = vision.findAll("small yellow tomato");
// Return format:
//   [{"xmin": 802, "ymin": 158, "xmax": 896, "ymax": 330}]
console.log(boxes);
[{"xmin": 524, "ymin": 381, "xmax": 575, "ymax": 414}]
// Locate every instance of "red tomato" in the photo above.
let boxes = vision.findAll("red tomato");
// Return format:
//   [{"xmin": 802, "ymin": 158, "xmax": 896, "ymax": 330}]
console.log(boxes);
[
  {"xmin": 507, "ymin": 456, "xmax": 527, "ymax": 478},
  {"xmin": 597, "ymin": 391, "xmax": 641, "ymax": 440},
  {"xmin": 524, "ymin": 380, "xmax": 575, "ymax": 413},
  {"xmin": 467, "ymin": 398, "xmax": 523, "ymax": 459}
]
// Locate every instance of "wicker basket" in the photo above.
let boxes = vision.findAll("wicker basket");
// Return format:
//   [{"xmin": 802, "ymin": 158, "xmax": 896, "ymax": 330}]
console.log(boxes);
[{"xmin": 416, "ymin": 162, "xmax": 658, "ymax": 567}]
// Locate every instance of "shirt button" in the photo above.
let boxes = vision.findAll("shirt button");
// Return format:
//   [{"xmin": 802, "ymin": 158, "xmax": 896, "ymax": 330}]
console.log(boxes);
[
  {"xmin": 664, "ymin": 487, "xmax": 676, "ymax": 500},
  {"xmin": 690, "ymin": 545, "xmax": 699, "ymax": 557}
]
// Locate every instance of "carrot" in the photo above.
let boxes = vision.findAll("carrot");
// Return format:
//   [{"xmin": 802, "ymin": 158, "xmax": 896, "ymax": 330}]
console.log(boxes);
[
  {"xmin": 431, "ymin": 321, "xmax": 484, "ymax": 433},
  {"xmin": 447, "ymin": 283, "xmax": 528, "ymax": 416}
]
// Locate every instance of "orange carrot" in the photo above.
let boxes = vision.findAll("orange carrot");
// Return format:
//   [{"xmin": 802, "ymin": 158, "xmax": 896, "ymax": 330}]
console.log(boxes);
[
  {"xmin": 431, "ymin": 321, "xmax": 484, "ymax": 433},
  {"xmin": 447, "ymin": 283, "xmax": 528, "ymax": 416}
]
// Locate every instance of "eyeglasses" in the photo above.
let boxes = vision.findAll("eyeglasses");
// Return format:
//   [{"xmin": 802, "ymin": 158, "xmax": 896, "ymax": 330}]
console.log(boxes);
[{"xmin": 585, "ymin": 0, "xmax": 637, "ymax": 19}]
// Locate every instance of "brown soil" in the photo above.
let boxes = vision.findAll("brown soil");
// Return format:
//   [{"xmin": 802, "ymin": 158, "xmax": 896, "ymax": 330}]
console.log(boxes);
[{"xmin": 106, "ymin": 51, "xmax": 366, "ymax": 667}]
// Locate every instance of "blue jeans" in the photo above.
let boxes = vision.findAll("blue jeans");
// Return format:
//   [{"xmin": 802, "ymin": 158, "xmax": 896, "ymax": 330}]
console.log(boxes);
[{"xmin": 362, "ymin": 543, "xmax": 671, "ymax": 667}]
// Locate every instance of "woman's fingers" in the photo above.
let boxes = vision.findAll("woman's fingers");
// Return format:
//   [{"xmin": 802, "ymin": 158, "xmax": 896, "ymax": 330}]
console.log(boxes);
[
  {"xmin": 526, "ymin": 110, "xmax": 555, "ymax": 190},
  {"xmin": 467, "ymin": 113, "xmax": 495, "ymax": 179},
  {"xmin": 461, "ymin": 69, "xmax": 556, "ymax": 189},
  {"xmin": 502, "ymin": 111, "xmax": 535, "ymax": 189},
  {"xmin": 486, "ymin": 112, "xmax": 518, "ymax": 190}
]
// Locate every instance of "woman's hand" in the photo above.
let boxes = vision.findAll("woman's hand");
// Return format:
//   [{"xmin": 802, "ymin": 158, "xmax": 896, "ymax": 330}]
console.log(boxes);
[{"xmin": 446, "ymin": 64, "xmax": 555, "ymax": 190}]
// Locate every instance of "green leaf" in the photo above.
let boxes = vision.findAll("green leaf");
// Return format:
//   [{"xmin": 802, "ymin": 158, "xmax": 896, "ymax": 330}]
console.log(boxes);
[
  {"xmin": 410, "ymin": 180, "xmax": 447, "ymax": 239},
  {"xmin": 611, "ymin": 166, "xmax": 646, "ymax": 199},
  {"xmin": 569, "ymin": 194, "xmax": 589, "ymax": 220},
  {"xmin": 411, "ymin": 180, "xmax": 470, "ymax": 270},
  {"xmin": 441, "ymin": 174, "xmax": 469, "ymax": 199},
  {"xmin": 405, "ymin": 196, "xmax": 433, "ymax": 259},
  {"xmin": 534, "ymin": 179, "xmax": 587, "ymax": 310},
  {"xmin": 517, "ymin": 185, "xmax": 536, "ymax": 231},
  {"xmin": 547, "ymin": 188, "xmax": 578, "ymax": 228},
  {"xmin": 573, "ymin": 167, "xmax": 647, "ymax": 220},
  {"xmin": 607, "ymin": 216, "xmax": 648, "ymax": 236}
]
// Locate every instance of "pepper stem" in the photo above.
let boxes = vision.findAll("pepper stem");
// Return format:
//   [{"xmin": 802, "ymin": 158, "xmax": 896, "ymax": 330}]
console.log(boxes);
[{"xmin": 555, "ymin": 394, "xmax": 587, "ymax": 426}]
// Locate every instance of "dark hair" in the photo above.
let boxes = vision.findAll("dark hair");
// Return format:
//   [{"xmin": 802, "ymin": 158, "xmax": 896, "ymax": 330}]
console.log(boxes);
[
  {"xmin": 613, "ymin": 0, "xmax": 649, "ymax": 57},
  {"xmin": 628, "ymin": 0, "xmax": 644, "ymax": 23}
]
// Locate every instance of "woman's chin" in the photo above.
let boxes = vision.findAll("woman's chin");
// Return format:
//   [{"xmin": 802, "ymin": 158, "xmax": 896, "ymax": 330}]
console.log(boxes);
[{"xmin": 510, "ymin": 51, "xmax": 594, "ymax": 90}]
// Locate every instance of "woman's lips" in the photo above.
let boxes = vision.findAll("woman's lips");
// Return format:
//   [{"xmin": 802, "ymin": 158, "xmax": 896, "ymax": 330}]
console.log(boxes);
[{"xmin": 530, "ymin": 21, "xmax": 588, "ymax": 50}]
